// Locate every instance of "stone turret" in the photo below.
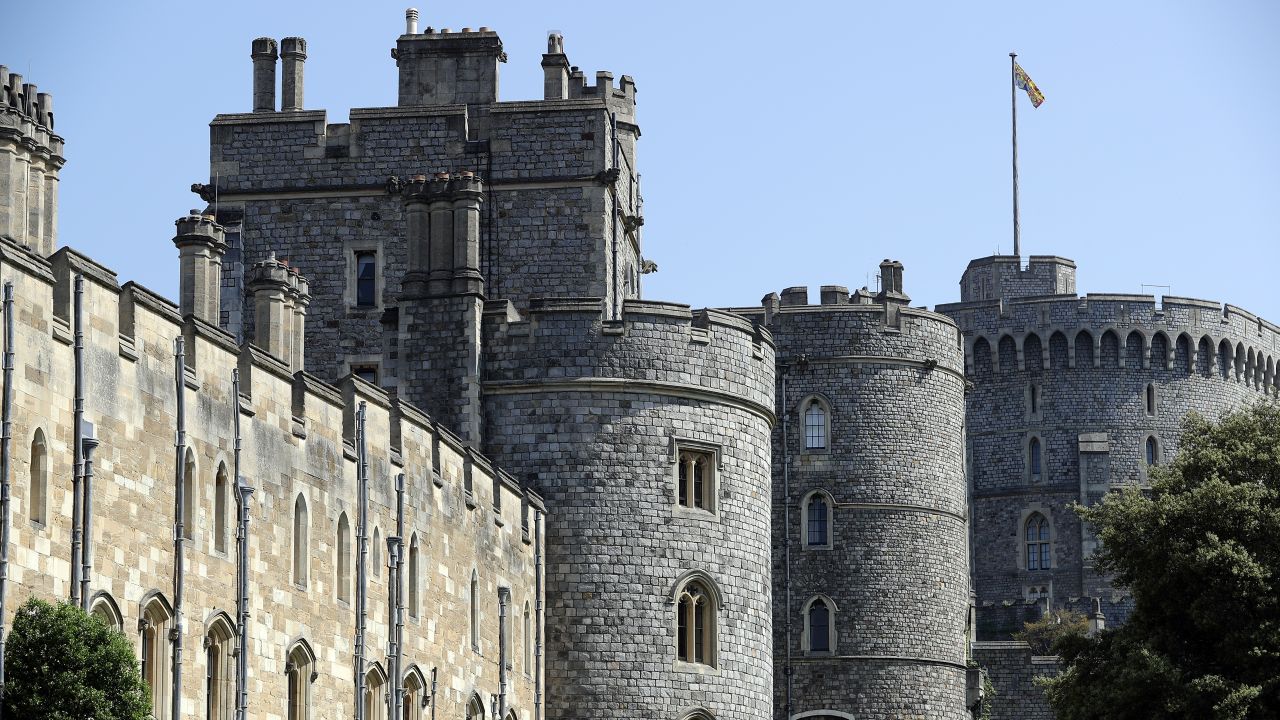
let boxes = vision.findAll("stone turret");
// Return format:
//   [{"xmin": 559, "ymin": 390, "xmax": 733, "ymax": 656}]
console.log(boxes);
[
  {"xmin": 0, "ymin": 66, "xmax": 64, "ymax": 255},
  {"xmin": 401, "ymin": 171, "xmax": 484, "ymax": 298},
  {"xmin": 247, "ymin": 253, "xmax": 309, "ymax": 372},
  {"xmin": 172, "ymin": 210, "xmax": 228, "ymax": 324}
]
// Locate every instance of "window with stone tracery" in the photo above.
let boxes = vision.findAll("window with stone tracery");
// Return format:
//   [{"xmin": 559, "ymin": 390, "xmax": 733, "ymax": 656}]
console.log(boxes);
[
  {"xmin": 1025, "ymin": 513, "xmax": 1051, "ymax": 570},
  {"xmin": 677, "ymin": 449, "xmax": 714, "ymax": 512},
  {"xmin": 675, "ymin": 579, "xmax": 716, "ymax": 666}
]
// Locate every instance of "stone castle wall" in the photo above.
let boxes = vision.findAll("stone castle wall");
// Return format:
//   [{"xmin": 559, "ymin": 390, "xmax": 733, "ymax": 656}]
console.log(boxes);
[
  {"xmin": 480, "ymin": 298, "xmax": 777, "ymax": 719},
  {"xmin": 940, "ymin": 289, "xmax": 1279, "ymax": 639},
  {"xmin": 731, "ymin": 286, "xmax": 971, "ymax": 720},
  {"xmin": 0, "ymin": 235, "xmax": 543, "ymax": 719}
]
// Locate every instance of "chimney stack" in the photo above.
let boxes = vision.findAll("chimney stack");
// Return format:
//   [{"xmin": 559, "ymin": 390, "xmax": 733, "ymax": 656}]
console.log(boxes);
[
  {"xmin": 400, "ymin": 171, "xmax": 485, "ymax": 298},
  {"xmin": 541, "ymin": 32, "xmax": 569, "ymax": 100},
  {"xmin": 450, "ymin": 172, "xmax": 484, "ymax": 295},
  {"xmin": 876, "ymin": 259, "xmax": 909, "ymax": 304},
  {"xmin": 280, "ymin": 37, "xmax": 307, "ymax": 112},
  {"xmin": 251, "ymin": 37, "xmax": 278, "ymax": 113},
  {"xmin": 173, "ymin": 211, "xmax": 228, "ymax": 324},
  {"xmin": 287, "ymin": 266, "xmax": 310, "ymax": 372},
  {"xmin": 247, "ymin": 253, "xmax": 293, "ymax": 363},
  {"xmin": 405, "ymin": 8, "xmax": 419, "ymax": 35}
]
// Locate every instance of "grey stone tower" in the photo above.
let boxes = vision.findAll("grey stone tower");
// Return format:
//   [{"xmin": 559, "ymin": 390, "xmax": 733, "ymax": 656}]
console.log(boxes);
[
  {"xmin": 0, "ymin": 66, "xmax": 63, "ymax": 255},
  {"xmin": 730, "ymin": 263, "xmax": 971, "ymax": 720}
]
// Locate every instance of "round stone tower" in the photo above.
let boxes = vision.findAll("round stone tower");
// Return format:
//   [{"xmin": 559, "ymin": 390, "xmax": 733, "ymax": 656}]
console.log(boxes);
[
  {"xmin": 731, "ymin": 263, "xmax": 971, "ymax": 720},
  {"xmin": 939, "ymin": 254, "xmax": 1280, "ymax": 639},
  {"xmin": 481, "ymin": 298, "xmax": 776, "ymax": 720}
]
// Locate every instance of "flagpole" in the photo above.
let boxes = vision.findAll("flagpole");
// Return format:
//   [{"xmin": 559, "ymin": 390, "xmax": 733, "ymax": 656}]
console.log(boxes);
[{"xmin": 1010, "ymin": 52, "xmax": 1020, "ymax": 258}]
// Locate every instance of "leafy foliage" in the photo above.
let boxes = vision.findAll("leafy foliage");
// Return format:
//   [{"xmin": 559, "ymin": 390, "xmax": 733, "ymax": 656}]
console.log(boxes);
[
  {"xmin": 3, "ymin": 597, "xmax": 151, "ymax": 720},
  {"xmin": 1013, "ymin": 609, "xmax": 1088, "ymax": 656},
  {"xmin": 1043, "ymin": 404, "xmax": 1280, "ymax": 719}
]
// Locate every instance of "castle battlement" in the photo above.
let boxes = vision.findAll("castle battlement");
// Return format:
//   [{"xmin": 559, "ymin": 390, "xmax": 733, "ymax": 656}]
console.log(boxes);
[
  {"xmin": 482, "ymin": 296, "xmax": 776, "ymax": 418},
  {"xmin": 939, "ymin": 291, "xmax": 1280, "ymax": 392}
]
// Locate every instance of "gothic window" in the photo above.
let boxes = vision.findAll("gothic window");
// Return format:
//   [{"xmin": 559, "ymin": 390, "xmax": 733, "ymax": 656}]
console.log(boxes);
[
  {"xmin": 140, "ymin": 593, "xmax": 174, "ymax": 720},
  {"xmin": 675, "ymin": 577, "xmax": 717, "ymax": 666},
  {"xmin": 803, "ymin": 596, "xmax": 835, "ymax": 654},
  {"xmin": 285, "ymin": 639, "xmax": 316, "ymax": 720},
  {"xmin": 88, "ymin": 592, "xmax": 123, "ymax": 632},
  {"xmin": 355, "ymin": 251, "xmax": 377, "ymax": 308},
  {"xmin": 465, "ymin": 694, "xmax": 485, "ymax": 720},
  {"xmin": 205, "ymin": 614, "xmax": 235, "ymax": 720},
  {"xmin": 408, "ymin": 534, "xmax": 420, "ymax": 620},
  {"xmin": 363, "ymin": 665, "xmax": 387, "ymax": 720},
  {"xmin": 803, "ymin": 491, "xmax": 833, "ymax": 548},
  {"xmin": 470, "ymin": 570, "xmax": 480, "ymax": 652},
  {"xmin": 803, "ymin": 398, "xmax": 829, "ymax": 450},
  {"xmin": 1026, "ymin": 513, "xmax": 1051, "ymax": 571},
  {"xmin": 28, "ymin": 428, "xmax": 46, "ymax": 525},
  {"xmin": 293, "ymin": 494, "xmax": 309, "ymax": 587},
  {"xmin": 1028, "ymin": 437, "xmax": 1043, "ymax": 481},
  {"xmin": 677, "ymin": 449, "xmax": 714, "ymax": 512},
  {"xmin": 1146, "ymin": 436, "xmax": 1160, "ymax": 466},
  {"xmin": 402, "ymin": 667, "xmax": 426, "ymax": 720},
  {"xmin": 182, "ymin": 449, "xmax": 196, "ymax": 541},
  {"xmin": 336, "ymin": 512, "xmax": 351, "ymax": 604},
  {"xmin": 214, "ymin": 463, "xmax": 229, "ymax": 554},
  {"xmin": 523, "ymin": 601, "xmax": 533, "ymax": 676}
]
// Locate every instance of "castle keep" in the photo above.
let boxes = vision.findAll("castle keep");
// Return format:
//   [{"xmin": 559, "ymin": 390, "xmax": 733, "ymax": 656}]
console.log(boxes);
[{"xmin": 0, "ymin": 9, "xmax": 1275, "ymax": 720}]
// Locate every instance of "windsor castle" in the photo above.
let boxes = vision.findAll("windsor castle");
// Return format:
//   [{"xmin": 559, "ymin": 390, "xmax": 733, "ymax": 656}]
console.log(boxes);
[{"xmin": 0, "ymin": 10, "xmax": 1274, "ymax": 720}]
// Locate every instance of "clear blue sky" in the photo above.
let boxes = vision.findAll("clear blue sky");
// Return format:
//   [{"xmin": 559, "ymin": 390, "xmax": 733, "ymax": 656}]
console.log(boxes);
[{"xmin": 8, "ymin": 1, "xmax": 1279, "ymax": 320}]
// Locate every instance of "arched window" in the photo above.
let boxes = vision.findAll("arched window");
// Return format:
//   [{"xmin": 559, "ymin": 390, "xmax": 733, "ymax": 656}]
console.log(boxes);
[
  {"xmin": 803, "ymin": 596, "xmax": 835, "ymax": 654},
  {"xmin": 363, "ymin": 664, "xmax": 387, "ymax": 720},
  {"xmin": 803, "ymin": 491, "xmax": 832, "ymax": 548},
  {"xmin": 408, "ymin": 534, "xmax": 420, "ymax": 620},
  {"xmin": 285, "ymin": 639, "xmax": 316, "ymax": 720},
  {"xmin": 465, "ymin": 694, "xmax": 485, "ymax": 720},
  {"xmin": 89, "ymin": 591, "xmax": 123, "ymax": 632},
  {"xmin": 205, "ymin": 614, "xmax": 235, "ymax": 720},
  {"xmin": 140, "ymin": 593, "xmax": 174, "ymax": 720},
  {"xmin": 28, "ymin": 429, "xmax": 47, "ymax": 525},
  {"xmin": 372, "ymin": 526, "xmax": 382, "ymax": 578},
  {"xmin": 523, "ymin": 601, "xmax": 533, "ymax": 676},
  {"xmin": 1145, "ymin": 384, "xmax": 1157, "ymax": 416},
  {"xmin": 293, "ymin": 495, "xmax": 309, "ymax": 587},
  {"xmin": 1028, "ymin": 437, "xmax": 1043, "ymax": 480},
  {"xmin": 803, "ymin": 398, "xmax": 828, "ymax": 450},
  {"xmin": 182, "ymin": 449, "xmax": 196, "ymax": 541},
  {"xmin": 214, "ymin": 463, "xmax": 229, "ymax": 554},
  {"xmin": 402, "ymin": 667, "xmax": 426, "ymax": 720},
  {"xmin": 675, "ymin": 577, "xmax": 717, "ymax": 666},
  {"xmin": 1025, "ymin": 513, "xmax": 1051, "ymax": 571},
  {"xmin": 336, "ymin": 513, "xmax": 351, "ymax": 604},
  {"xmin": 677, "ymin": 448, "xmax": 714, "ymax": 512},
  {"xmin": 470, "ymin": 570, "xmax": 480, "ymax": 652},
  {"xmin": 1146, "ymin": 436, "xmax": 1160, "ymax": 466}
]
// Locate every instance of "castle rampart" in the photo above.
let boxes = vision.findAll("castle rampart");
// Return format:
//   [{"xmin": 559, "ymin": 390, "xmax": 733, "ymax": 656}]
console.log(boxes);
[
  {"xmin": 479, "ymin": 297, "xmax": 777, "ymax": 719},
  {"xmin": 728, "ymin": 271, "xmax": 972, "ymax": 720},
  {"xmin": 0, "ymin": 227, "xmax": 544, "ymax": 718}
]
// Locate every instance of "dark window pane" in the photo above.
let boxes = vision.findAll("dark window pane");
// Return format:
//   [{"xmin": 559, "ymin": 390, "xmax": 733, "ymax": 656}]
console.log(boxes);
[
  {"xmin": 677, "ymin": 597, "xmax": 689, "ymax": 662},
  {"xmin": 356, "ymin": 252, "xmax": 376, "ymax": 307},
  {"xmin": 693, "ymin": 460, "xmax": 704, "ymax": 509},
  {"xmin": 809, "ymin": 601, "xmax": 829, "ymax": 652},
  {"xmin": 807, "ymin": 498, "xmax": 828, "ymax": 546}
]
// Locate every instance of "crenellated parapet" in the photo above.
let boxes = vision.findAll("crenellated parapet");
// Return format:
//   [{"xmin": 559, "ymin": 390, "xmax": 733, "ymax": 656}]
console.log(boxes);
[
  {"xmin": 939, "ymin": 292, "xmax": 1280, "ymax": 396},
  {"xmin": 0, "ymin": 65, "xmax": 64, "ymax": 254},
  {"xmin": 482, "ymin": 297, "xmax": 776, "ymax": 420}
]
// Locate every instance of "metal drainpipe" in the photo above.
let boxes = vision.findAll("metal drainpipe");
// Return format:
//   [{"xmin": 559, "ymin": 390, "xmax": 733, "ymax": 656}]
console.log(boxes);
[
  {"xmin": 233, "ymin": 368, "xmax": 254, "ymax": 720},
  {"xmin": 498, "ymin": 588, "xmax": 509, "ymax": 717},
  {"xmin": 78, "ymin": 427, "xmax": 99, "ymax": 609},
  {"xmin": 354, "ymin": 402, "xmax": 368, "ymax": 720},
  {"xmin": 0, "ymin": 281, "xmax": 15, "ymax": 718},
  {"xmin": 386, "ymin": 535, "xmax": 401, "ymax": 720},
  {"xmin": 70, "ymin": 274, "xmax": 84, "ymax": 606},
  {"xmin": 388, "ymin": 471, "xmax": 405, "ymax": 720},
  {"xmin": 781, "ymin": 367, "xmax": 793, "ymax": 716},
  {"xmin": 609, "ymin": 112, "xmax": 619, "ymax": 319},
  {"xmin": 533, "ymin": 511, "xmax": 543, "ymax": 720},
  {"xmin": 173, "ymin": 336, "xmax": 187, "ymax": 720}
]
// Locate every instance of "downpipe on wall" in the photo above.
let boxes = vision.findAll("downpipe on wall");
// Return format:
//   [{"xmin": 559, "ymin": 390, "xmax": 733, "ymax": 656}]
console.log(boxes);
[
  {"xmin": 70, "ymin": 274, "xmax": 84, "ymax": 607},
  {"xmin": 0, "ymin": 282, "xmax": 15, "ymax": 719},
  {"xmin": 172, "ymin": 336, "xmax": 187, "ymax": 720},
  {"xmin": 354, "ymin": 402, "xmax": 369, "ymax": 720},
  {"xmin": 386, "ymin": 472, "xmax": 405, "ymax": 720},
  {"xmin": 233, "ymin": 368, "xmax": 254, "ymax": 720},
  {"xmin": 534, "ymin": 510, "xmax": 544, "ymax": 720}
]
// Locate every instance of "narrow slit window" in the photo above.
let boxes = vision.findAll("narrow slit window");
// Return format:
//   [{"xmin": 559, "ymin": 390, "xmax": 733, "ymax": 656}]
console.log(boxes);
[
  {"xmin": 1029, "ymin": 438, "xmax": 1043, "ymax": 479},
  {"xmin": 1146, "ymin": 436, "xmax": 1159, "ymax": 466},
  {"xmin": 355, "ymin": 251, "xmax": 376, "ymax": 307}
]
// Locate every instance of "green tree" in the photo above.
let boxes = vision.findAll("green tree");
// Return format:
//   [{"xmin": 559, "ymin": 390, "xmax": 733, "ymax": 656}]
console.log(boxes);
[
  {"xmin": 1013, "ymin": 609, "xmax": 1088, "ymax": 655},
  {"xmin": 3, "ymin": 597, "xmax": 150, "ymax": 720},
  {"xmin": 1043, "ymin": 404, "xmax": 1280, "ymax": 720}
]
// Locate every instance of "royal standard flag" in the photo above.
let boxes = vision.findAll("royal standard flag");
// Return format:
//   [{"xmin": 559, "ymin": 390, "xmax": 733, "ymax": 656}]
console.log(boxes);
[{"xmin": 1014, "ymin": 63, "xmax": 1045, "ymax": 107}]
